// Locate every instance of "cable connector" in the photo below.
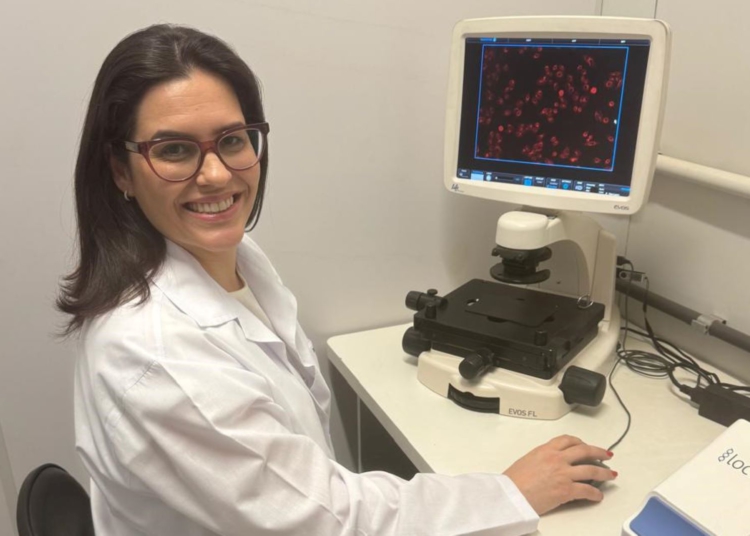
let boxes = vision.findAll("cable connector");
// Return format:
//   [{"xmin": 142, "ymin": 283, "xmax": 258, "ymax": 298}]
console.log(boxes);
[{"xmin": 680, "ymin": 384, "xmax": 750, "ymax": 427}]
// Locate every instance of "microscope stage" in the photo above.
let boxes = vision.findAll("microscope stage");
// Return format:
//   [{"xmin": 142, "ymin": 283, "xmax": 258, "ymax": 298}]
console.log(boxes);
[{"xmin": 411, "ymin": 279, "xmax": 605, "ymax": 379}]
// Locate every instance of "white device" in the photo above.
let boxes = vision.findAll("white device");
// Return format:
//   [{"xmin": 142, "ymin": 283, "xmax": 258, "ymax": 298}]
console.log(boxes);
[
  {"xmin": 444, "ymin": 16, "xmax": 671, "ymax": 214},
  {"xmin": 417, "ymin": 211, "xmax": 621, "ymax": 420},
  {"xmin": 414, "ymin": 17, "xmax": 671, "ymax": 419},
  {"xmin": 623, "ymin": 418, "xmax": 750, "ymax": 536}
]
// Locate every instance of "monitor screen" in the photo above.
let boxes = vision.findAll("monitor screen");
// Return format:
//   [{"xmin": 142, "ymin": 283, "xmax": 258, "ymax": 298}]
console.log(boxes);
[
  {"xmin": 457, "ymin": 37, "xmax": 650, "ymax": 197},
  {"xmin": 444, "ymin": 17, "xmax": 670, "ymax": 214}
]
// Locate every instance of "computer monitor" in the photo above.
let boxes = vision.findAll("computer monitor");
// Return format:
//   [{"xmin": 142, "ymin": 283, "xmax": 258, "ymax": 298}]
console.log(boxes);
[{"xmin": 445, "ymin": 17, "xmax": 671, "ymax": 214}]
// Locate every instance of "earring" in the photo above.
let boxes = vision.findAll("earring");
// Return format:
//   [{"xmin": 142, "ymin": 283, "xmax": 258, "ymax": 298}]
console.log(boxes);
[{"xmin": 124, "ymin": 191, "xmax": 130, "ymax": 202}]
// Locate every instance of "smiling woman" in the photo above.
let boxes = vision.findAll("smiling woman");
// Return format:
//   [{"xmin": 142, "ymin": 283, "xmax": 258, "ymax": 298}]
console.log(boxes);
[
  {"xmin": 111, "ymin": 70, "xmax": 264, "ymax": 289},
  {"xmin": 59, "ymin": 23, "xmax": 615, "ymax": 536},
  {"xmin": 57, "ymin": 25, "xmax": 269, "ymax": 332}
]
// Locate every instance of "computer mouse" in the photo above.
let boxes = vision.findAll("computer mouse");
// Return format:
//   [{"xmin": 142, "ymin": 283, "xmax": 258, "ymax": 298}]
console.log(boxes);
[{"xmin": 572, "ymin": 459, "xmax": 611, "ymax": 488}]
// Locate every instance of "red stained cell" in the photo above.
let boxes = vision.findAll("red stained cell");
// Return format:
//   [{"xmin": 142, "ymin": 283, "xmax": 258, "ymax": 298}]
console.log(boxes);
[
  {"xmin": 582, "ymin": 131, "xmax": 589, "ymax": 138},
  {"xmin": 590, "ymin": 87, "xmax": 598, "ymax": 94},
  {"xmin": 605, "ymin": 159, "xmax": 611, "ymax": 165},
  {"xmin": 556, "ymin": 71, "xmax": 563, "ymax": 78},
  {"xmin": 515, "ymin": 109, "xmax": 522, "ymax": 117},
  {"xmin": 498, "ymin": 126, "xmax": 504, "ymax": 132},
  {"xmin": 594, "ymin": 157, "xmax": 601, "ymax": 164},
  {"xmin": 608, "ymin": 135, "xmax": 614, "ymax": 142},
  {"xmin": 583, "ymin": 84, "xmax": 589, "ymax": 91},
  {"xmin": 608, "ymin": 101, "xmax": 615, "ymax": 107},
  {"xmin": 504, "ymin": 110, "xmax": 512, "ymax": 116},
  {"xmin": 570, "ymin": 157, "xmax": 579, "ymax": 163},
  {"xmin": 603, "ymin": 117, "xmax": 610, "ymax": 124},
  {"xmin": 606, "ymin": 81, "xmax": 613, "ymax": 89},
  {"xmin": 552, "ymin": 151, "xmax": 558, "ymax": 157},
  {"xmin": 558, "ymin": 90, "xmax": 565, "ymax": 97},
  {"xmin": 533, "ymin": 53, "xmax": 541, "ymax": 59}
]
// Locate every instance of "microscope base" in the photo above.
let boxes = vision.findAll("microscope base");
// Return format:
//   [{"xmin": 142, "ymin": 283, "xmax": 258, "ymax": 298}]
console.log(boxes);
[{"xmin": 416, "ymin": 307, "xmax": 620, "ymax": 420}]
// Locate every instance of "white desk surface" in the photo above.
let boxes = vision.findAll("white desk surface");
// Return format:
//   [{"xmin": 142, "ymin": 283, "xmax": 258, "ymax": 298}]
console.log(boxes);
[{"xmin": 327, "ymin": 324, "xmax": 733, "ymax": 536}]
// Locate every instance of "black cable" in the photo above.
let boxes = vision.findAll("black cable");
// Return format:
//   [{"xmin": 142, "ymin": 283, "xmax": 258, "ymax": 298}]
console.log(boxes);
[
  {"xmin": 606, "ymin": 349, "xmax": 630, "ymax": 452},
  {"xmin": 610, "ymin": 259, "xmax": 750, "ymax": 446},
  {"xmin": 606, "ymin": 261, "xmax": 634, "ymax": 452}
]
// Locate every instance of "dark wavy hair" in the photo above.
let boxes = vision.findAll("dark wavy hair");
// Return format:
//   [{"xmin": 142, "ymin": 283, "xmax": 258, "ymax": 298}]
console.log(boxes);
[{"xmin": 57, "ymin": 24, "xmax": 268, "ymax": 336}]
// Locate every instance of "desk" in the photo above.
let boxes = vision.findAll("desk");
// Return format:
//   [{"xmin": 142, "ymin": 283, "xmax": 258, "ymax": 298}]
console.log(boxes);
[{"xmin": 327, "ymin": 324, "xmax": 733, "ymax": 535}]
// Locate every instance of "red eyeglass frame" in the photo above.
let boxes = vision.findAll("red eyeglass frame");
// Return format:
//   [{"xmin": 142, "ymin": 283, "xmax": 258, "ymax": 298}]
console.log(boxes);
[{"xmin": 122, "ymin": 122, "xmax": 270, "ymax": 182}]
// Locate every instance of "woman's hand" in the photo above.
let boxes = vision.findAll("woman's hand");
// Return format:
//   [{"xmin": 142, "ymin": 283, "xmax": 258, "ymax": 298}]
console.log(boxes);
[{"xmin": 503, "ymin": 435, "xmax": 617, "ymax": 515}]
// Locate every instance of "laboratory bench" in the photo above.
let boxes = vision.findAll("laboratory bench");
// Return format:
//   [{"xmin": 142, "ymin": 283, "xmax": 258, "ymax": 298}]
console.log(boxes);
[{"xmin": 327, "ymin": 323, "xmax": 736, "ymax": 535}]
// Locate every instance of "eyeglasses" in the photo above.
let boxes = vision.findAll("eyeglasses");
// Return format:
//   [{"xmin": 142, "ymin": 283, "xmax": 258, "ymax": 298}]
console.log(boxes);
[{"xmin": 123, "ymin": 122, "xmax": 269, "ymax": 182}]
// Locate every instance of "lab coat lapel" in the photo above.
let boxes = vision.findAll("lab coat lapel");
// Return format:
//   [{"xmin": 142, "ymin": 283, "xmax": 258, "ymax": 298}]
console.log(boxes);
[
  {"xmin": 156, "ymin": 239, "xmax": 313, "ymax": 384},
  {"xmin": 156, "ymin": 240, "xmax": 279, "ymax": 347},
  {"xmin": 236, "ymin": 239, "xmax": 318, "ymax": 385},
  {"xmin": 236, "ymin": 241, "xmax": 298, "ymax": 348}
]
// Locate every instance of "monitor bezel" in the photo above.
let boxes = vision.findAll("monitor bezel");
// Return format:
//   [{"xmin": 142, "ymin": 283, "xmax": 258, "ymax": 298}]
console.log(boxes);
[{"xmin": 444, "ymin": 16, "xmax": 671, "ymax": 215}]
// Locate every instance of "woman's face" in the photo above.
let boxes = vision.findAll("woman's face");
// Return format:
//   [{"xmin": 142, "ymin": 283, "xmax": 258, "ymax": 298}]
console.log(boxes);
[{"xmin": 113, "ymin": 69, "xmax": 260, "ymax": 265}]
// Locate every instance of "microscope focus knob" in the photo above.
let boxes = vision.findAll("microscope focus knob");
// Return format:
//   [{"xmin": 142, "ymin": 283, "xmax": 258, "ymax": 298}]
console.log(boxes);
[
  {"xmin": 558, "ymin": 366, "xmax": 606, "ymax": 406},
  {"xmin": 402, "ymin": 327, "xmax": 432, "ymax": 357},
  {"xmin": 459, "ymin": 349, "xmax": 494, "ymax": 380}
]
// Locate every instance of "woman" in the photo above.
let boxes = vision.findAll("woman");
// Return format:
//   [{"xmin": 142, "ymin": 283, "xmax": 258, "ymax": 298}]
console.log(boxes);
[{"xmin": 59, "ymin": 24, "xmax": 616, "ymax": 536}]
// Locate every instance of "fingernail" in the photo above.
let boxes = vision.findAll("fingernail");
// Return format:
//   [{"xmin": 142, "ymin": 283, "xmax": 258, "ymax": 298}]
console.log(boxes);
[
  {"xmin": 611, "ymin": 470, "xmax": 618, "ymax": 478},
  {"xmin": 606, "ymin": 451, "xmax": 614, "ymax": 458}
]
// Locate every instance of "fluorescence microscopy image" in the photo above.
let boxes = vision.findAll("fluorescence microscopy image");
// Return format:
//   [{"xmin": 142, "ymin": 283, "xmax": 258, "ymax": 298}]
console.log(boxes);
[{"xmin": 476, "ymin": 45, "xmax": 627, "ymax": 170}]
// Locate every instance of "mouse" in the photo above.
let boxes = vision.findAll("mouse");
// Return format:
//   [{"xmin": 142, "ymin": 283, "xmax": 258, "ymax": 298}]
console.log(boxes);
[{"xmin": 572, "ymin": 459, "xmax": 611, "ymax": 488}]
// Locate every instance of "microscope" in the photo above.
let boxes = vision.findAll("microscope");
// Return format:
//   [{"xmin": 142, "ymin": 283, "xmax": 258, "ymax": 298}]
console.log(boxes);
[
  {"xmin": 402, "ymin": 16, "xmax": 671, "ymax": 419},
  {"xmin": 403, "ymin": 210, "xmax": 620, "ymax": 419}
]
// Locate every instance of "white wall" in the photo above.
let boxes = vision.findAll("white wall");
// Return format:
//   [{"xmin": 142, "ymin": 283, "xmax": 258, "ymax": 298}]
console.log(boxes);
[{"xmin": 1, "ymin": 1, "xmax": 749, "ymax": 535}]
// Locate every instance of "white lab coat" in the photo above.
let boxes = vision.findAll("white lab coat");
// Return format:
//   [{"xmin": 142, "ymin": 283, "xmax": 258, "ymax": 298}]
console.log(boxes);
[{"xmin": 74, "ymin": 235, "xmax": 539, "ymax": 536}]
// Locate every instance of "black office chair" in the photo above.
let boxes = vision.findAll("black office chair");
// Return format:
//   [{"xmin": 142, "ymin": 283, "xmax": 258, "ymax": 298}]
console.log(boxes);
[{"xmin": 17, "ymin": 463, "xmax": 95, "ymax": 536}]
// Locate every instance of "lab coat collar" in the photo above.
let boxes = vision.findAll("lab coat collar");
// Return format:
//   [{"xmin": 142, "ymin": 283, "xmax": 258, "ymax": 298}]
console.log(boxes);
[{"xmin": 154, "ymin": 238, "xmax": 299, "ymax": 348}]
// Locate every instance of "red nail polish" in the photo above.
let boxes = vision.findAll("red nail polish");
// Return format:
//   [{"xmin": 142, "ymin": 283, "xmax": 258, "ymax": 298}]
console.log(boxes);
[
  {"xmin": 607, "ymin": 451, "xmax": 614, "ymax": 458},
  {"xmin": 611, "ymin": 470, "xmax": 618, "ymax": 477}
]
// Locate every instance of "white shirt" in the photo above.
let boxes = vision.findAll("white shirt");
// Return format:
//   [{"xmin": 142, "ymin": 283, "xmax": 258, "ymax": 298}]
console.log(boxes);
[{"xmin": 74, "ymin": 235, "xmax": 539, "ymax": 536}]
